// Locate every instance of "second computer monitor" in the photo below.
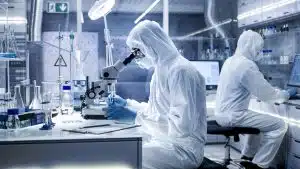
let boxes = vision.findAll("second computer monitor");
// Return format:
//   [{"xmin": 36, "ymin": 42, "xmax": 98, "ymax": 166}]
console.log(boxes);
[
  {"xmin": 288, "ymin": 55, "xmax": 300, "ymax": 88},
  {"xmin": 190, "ymin": 60, "xmax": 221, "ymax": 90}
]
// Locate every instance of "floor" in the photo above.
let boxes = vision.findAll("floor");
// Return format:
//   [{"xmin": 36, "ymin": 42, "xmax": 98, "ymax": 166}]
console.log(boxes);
[{"xmin": 204, "ymin": 144, "xmax": 242, "ymax": 169}]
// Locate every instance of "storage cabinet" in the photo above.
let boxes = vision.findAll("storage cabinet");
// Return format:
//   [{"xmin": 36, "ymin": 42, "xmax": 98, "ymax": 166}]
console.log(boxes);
[{"xmin": 238, "ymin": 0, "xmax": 300, "ymax": 27}]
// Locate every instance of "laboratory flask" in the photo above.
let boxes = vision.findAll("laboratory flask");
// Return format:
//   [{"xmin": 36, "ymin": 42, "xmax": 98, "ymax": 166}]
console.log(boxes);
[
  {"xmin": 13, "ymin": 85, "xmax": 24, "ymax": 109},
  {"xmin": 29, "ymin": 86, "xmax": 42, "ymax": 109},
  {"xmin": 42, "ymin": 81, "xmax": 60, "ymax": 109}
]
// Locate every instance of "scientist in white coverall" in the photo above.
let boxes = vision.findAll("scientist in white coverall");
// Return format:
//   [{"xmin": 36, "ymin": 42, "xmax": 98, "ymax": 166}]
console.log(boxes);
[
  {"xmin": 105, "ymin": 20, "xmax": 207, "ymax": 169},
  {"xmin": 215, "ymin": 30, "xmax": 296, "ymax": 169}
]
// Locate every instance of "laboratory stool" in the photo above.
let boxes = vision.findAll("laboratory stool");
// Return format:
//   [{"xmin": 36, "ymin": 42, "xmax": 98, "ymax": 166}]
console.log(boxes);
[
  {"xmin": 198, "ymin": 157, "xmax": 228, "ymax": 169},
  {"xmin": 207, "ymin": 120, "xmax": 260, "ymax": 168}
]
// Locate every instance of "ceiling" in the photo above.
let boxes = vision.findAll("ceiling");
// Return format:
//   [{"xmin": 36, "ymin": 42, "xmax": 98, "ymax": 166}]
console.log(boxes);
[{"xmin": 43, "ymin": 0, "xmax": 205, "ymax": 13}]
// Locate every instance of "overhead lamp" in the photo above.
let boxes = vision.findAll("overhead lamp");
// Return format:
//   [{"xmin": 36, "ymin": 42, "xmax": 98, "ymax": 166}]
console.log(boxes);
[
  {"xmin": 134, "ymin": 0, "xmax": 161, "ymax": 24},
  {"xmin": 238, "ymin": 0, "xmax": 297, "ymax": 20},
  {"xmin": 88, "ymin": 0, "xmax": 116, "ymax": 20},
  {"xmin": 0, "ymin": 16, "xmax": 27, "ymax": 25},
  {"xmin": 181, "ymin": 19, "xmax": 235, "ymax": 39}
]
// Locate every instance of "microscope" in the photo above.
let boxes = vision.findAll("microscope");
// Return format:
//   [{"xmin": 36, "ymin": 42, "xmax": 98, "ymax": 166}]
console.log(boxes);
[{"xmin": 81, "ymin": 49, "xmax": 142, "ymax": 119}]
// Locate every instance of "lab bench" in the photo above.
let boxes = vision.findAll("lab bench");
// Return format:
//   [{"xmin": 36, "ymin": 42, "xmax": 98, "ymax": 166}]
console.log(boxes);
[{"xmin": 0, "ymin": 117, "xmax": 142, "ymax": 169}]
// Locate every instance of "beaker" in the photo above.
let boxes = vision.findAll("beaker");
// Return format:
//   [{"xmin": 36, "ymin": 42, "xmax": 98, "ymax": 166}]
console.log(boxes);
[
  {"xmin": 29, "ymin": 86, "xmax": 42, "ymax": 110},
  {"xmin": 42, "ymin": 81, "xmax": 60, "ymax": 109},
  {"xmin": 13, "ymin": 85, "xmax": 25, "ymax": 109}
]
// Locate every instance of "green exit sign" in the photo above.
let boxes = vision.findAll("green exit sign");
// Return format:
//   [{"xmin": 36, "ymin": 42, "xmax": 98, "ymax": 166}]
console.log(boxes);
[{"xmin": 48, "ymin": 2, "xmax": 69, "ymax": 13}]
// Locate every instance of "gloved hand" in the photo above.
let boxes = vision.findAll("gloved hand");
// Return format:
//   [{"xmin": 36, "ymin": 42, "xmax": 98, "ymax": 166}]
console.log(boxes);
[
  {"xmin": 287, "ymin": 87, "xmax": 297, "ymax": 97},
  {"xmin": 107, "ymin": 94, "xmax": 127, "ymax": 107},
  {"xmin": 103, "ymin": 106, "xmax": 137, "ymax": 122}
]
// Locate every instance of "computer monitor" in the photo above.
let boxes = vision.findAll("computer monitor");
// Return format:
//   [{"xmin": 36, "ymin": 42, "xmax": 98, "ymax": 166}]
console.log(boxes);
[
  {"xmin": 190, "ymin": 60, "xmax": 221, "ymax": 90},
  {"xmin": 288, "ymin": 55, "xmax": 300, "ymax": 87}
]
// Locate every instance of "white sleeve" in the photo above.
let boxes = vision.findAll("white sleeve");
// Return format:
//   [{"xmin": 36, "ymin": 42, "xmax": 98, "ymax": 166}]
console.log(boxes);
[
  {"xmin": 241, "ymin": 66, "xmax": 289, "ymax": 103},
  {"xmin": 126, "ymin": 99, "xmax": 148, "ymax": 113}
]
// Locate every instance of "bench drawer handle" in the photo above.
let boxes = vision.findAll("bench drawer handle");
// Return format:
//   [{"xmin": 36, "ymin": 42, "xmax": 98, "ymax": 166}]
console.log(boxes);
[
  {"xmin": 295, "ymin": 140, "xmax": 300, "ymax": 143},
  {"xmin": 294, "ymin": 154, "xmax": 300, "ymax": 159}
]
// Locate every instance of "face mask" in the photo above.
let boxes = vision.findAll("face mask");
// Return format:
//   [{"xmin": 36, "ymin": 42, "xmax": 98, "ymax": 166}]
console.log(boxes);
[
  {"xmin": 135, "ymin": 57, "xmax": 154, "ymax": 69},
  {"xmin": 254, "ymin": 50, "xmax": 264, "ymax": 62}
]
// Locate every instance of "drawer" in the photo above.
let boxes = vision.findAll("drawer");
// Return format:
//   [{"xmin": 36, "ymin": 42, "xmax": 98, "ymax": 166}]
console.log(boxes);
[
  {"xmin": 286, "ymin": 153, "xmax": 300, "ymax": 169},
  {"xmin": 287, "ymin": 137, "xmax": 300, "ymax": 156}
]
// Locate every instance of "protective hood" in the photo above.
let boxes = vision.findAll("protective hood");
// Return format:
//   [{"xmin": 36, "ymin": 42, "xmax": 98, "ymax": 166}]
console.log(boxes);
[
  {"xmin": 126, "ymin": 20, "xmax": 180, "ymax": 66},
  {"xmin": 234, "ymin": 30, "xmax": 264, "ymax": 61}
]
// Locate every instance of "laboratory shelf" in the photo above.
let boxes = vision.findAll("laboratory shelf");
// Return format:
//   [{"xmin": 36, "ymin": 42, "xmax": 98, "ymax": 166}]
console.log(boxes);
[{"xmin": 0, "ymin": 57, "xmax": 25, "ymax": 62}]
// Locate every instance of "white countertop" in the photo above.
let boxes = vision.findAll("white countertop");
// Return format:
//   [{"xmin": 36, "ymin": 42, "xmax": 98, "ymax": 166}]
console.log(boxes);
[{"xmin": 0, "ymin": 113, "xmax": 142, "ymax": 143}]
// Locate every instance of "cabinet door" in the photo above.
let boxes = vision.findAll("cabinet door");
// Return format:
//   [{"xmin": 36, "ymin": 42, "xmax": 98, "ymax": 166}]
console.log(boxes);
[
  {"xmin": 287, "ymin": 137, "xmax": 300, "ymax": 157},
  {"xmin": 287, "ymin": 106, "xmax": 300, "ymax": 140},
  {"xmin": 262, "ymin": 0, "xmax": 277, "ymax": 21},
  {"xmin": 248, "ymin": 0, "xmax": 263, "ymax": 25},
  {"xmin": 238, "ymin": 19, "xmax": 247, "ymax": 28},
  {"xmin": 276, "ymin": 0, "xmax": 297, "ymax": 18},
  {"xmin": 286, "ymin": 153, "xmax": 300, "ymax": 169}
]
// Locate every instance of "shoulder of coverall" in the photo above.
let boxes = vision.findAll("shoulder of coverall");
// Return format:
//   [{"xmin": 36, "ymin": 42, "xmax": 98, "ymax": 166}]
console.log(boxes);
[{"xmin": 167, "ymin": 58, "xmax": 205, "ymax": 86}]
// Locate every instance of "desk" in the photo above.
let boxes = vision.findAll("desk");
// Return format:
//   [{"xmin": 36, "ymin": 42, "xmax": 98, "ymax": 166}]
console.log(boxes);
[{"xmin": 0, "ymin": 114, "xmax": 142, "ymax": 169}]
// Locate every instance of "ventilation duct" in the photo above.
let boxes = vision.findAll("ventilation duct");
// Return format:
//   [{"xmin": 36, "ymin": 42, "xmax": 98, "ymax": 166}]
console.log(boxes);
[
  {"xmin": 30, "ymin": 0, "xmax": 43, "ymax": 41},
  {"xmin": 205, "ymin": 0, "xmax": 230, "ymax": 48}
]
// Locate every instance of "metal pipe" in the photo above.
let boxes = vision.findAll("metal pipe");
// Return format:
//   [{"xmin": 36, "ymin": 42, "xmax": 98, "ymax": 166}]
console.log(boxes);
[
  {"xmin": 207, "ymin": 0, "xmax": 230, "ymax": 48},
  {"xmin": 163, "ymin": 0, "xmax": 169, "ymax": 35}
]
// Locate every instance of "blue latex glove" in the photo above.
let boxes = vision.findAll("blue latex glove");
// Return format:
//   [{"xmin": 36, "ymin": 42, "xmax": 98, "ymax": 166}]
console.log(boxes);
[
  {"xmin": 103, "ymin": 106, "xmax": 137, "ymax": 122},
  {"xmin": 107, "ymin": 94, "xmax": 127, "ymax": 107},
  {"xmin": 287, "ymin": 87, "xmax": 297, "ymax": 97}
]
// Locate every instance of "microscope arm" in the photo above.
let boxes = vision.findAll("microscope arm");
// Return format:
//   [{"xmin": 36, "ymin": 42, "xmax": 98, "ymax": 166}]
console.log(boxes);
[{"xmin": 84, "ymin": 52, "xmax": 137, "ymax": 101}]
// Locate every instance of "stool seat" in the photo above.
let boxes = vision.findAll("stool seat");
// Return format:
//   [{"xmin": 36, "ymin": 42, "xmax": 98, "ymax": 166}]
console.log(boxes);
[
  {"xmin": 207, "ymin": 120, "xmax": 260, "ymax": 136},
  {"xmin": 198, "ymin": 157, "xmax": 227, "ymax": 169}
]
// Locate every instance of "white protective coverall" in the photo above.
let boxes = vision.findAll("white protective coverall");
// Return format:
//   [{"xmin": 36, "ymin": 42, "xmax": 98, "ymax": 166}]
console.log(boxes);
[
  {"xmin": 214, "ymin": 30, "xmax": 289, "ymax": 168},
  {"xmin": 126, "ymin": 20, "xmax": 207, "ymax": 169}
]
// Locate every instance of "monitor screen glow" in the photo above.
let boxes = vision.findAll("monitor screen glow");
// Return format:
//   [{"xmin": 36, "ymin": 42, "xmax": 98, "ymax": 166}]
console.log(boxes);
[
  {"xmin": 190, "ymin": 61, "xmax": 220, "ymax": 86},
  {"xmin": 288, "ymin": 55, "xmax": 300, "ymax": 87}
]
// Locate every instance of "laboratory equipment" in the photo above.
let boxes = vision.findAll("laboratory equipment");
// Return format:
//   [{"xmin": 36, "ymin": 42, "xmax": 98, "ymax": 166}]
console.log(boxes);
[
  {"xmin": 287, "ymin": 55, "xmax": 300, "ymax": 87},
  {"xmin": 13, "ymin": 85, "xmax": 24, "ymax": 109},
  {"xmin": 40, "ymin": 92, "xmax": 54, "ymax": 130},
  {"xmin": 42, "ymin": 81, "xmax": 60, "ymax": 109},
  {"xmin": 190, "ymin": 60, "xmax": 221, "ymax": 90},
  {"xmin": 81, "ymin": 49, "xmax": 142, "ymax": 118},
  {"xmin": 6, "ymin": 108, "xmax": 20, "ymax": 129},
  {"xmin": 73, "ymin": 80, "xmax": 86, "ymax": 111},
  {"xmin": 224, "ymin": 47, "xmax": 231, "ymax": 59},
  {"xmin": 89, "ymin": 1, "xmax": 116, "ymax": 95},
  {"xmin": 29, "ymin": 84, "xmax": 42, "ymax": 110},
  {"xmin": 62, "ymin": 85, "xmax": 73, "ymax": 115}
]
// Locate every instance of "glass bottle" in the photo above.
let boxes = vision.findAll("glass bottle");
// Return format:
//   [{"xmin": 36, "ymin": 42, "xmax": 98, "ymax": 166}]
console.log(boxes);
[
  {"xmin": 29, "ymin": 86, "xmax": 42, "ymax": 110},
  {"xmin": 13, "ymin": 85, "xmax": 24, "ymax": 109},
  {"xmin": 62, "ymin": 85, "xmax": 73, "ymax": 115}
]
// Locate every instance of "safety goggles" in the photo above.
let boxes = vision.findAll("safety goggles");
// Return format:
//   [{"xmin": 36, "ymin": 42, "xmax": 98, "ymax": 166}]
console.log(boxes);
[{"xmin": 132, "ymin": 48, "xmax": 145, "ymax": 59}]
